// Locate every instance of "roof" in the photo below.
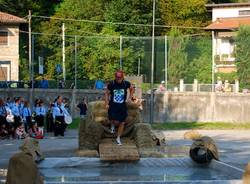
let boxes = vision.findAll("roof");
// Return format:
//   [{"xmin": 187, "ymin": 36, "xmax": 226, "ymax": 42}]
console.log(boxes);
[
  {"xmin": 0, "ymin": 11, "xmax": 26, "ymax": 24},
  {"xmin": 205, "ymin": 16, "xmax": 250, "ymax": 30},
  {"xmin": 206, "ymin": 2, "xmax": 250, "ymax": 9}
]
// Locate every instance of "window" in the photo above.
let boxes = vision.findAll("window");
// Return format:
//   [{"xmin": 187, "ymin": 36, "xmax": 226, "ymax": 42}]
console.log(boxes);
[
  {"xmin": 0, "ymin": 61, "xmax": 10, "ymax": 81},
  {"xmin": 0, "ymin": 31, "xmax": 8, "ymax": 45},
  {"xmin": 239, "ymin": 10, "xmax": 250, "ymax": 16}
]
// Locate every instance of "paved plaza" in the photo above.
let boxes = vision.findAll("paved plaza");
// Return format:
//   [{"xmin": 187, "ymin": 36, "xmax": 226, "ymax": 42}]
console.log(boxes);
[{"xmin": 0, "ymin": 129, "xmax": 249, "ymax": 170}]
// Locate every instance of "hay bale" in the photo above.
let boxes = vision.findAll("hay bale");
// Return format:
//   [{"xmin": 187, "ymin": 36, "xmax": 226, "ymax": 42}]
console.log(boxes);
[
  {"xmin": 139, "ymin": 148, "xmax": 164, "ymax": 158},
  {"xmin": 184, "ymin": 130, "xmax": 202, "ymax": 140},
  {"xmin": 91, "ymin": 109, "xmax": 108, "ymax": 117},
  {"xmin": 127, "ymin": 109, "xmax": 140, "ymax": 117},
  {"xmin": 93, "ymin": 116, "xmax": 108, "ymax": 124},
  {"xmin": 151, "ymin": 131, "xmax": 167, "ymax": 146},
  {"xmin": 243, "ymin": 162, "xmax": 250, "ymax": 184},
  {"xmin": 126, "ymin": 115, "xmax": 140, "ymax": 125},
  {"xmin": 190, "ymin": 136, "xmax": 219, "ymax": 164},
  {"xmin": 133, "ymin": 123, "xmax": 154, "ymax": 149},
  {"xmin": 88, "ymin": 101, "xmax": 106, "ymax": 111},
  {"xmin": 6, "ymin": 138, "xmax": 44, "ymax": 184},
  {"xmin": 126, "ymin": 99, "xmax": 143, "ymax": 110},
  {"xmin": 79, "ymin": 118, "xmax": 104, "ymax": 150}
]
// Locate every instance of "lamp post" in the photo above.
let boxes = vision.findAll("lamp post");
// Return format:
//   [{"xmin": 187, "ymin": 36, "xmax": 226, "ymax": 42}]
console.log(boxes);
[{"xmin": 149, "ymin": 0, "xmax": 155, "ymax": 124}]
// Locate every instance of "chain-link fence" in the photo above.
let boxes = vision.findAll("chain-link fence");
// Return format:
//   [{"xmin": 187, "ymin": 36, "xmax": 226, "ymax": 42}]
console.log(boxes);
[{"xmin": 13, "ymin": 31, "xmax": 218, "ymax": 91}]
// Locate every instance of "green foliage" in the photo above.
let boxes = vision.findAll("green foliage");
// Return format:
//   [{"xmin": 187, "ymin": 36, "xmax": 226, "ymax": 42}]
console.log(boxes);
[
  {"xmin": 35, "ymin": 0, "xmax": 154, "ymax": 81},
  {"xmin": 2, "ymin": 0, "xmax": 239, "ymax": 83},
  {"xmin": 215, "ymin": 72, "xmax": 238, "ymax": 83},
  {"xmin": 235, "ymin": 26, "xmax": 250, "ymax": 88},
  {"xmin": 159, "ymin": 0, "xmax": 209, "ymax": 34},
  {"xmin": 0, "ymin": 0, "xmax": 61, "ymax": 27},
  {"xmin": 68, "ymin": 118, "xmax": 81, "ymax": 129},
  {"xmin": 168, "ymin": 28, "xmax": 188, "ymax": 85},
  {"xmin": 104, "ymin": 0, "xmax": 155, "ymax": 36},
  {"xmin": 185, "ymin": 36, "xmax": 212, "ymax": 83}
]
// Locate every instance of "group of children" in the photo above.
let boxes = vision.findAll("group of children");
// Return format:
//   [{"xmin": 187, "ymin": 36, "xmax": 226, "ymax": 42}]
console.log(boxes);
[{"xmin": 0, "ymin": 97, "xmax": 54, "ymax": 140}]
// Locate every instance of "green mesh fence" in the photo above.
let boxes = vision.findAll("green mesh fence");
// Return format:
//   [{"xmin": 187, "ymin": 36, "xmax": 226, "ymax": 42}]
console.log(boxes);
[{"xmin": 17, "ymin": 31, "xmax": 215, "ymax": 91}]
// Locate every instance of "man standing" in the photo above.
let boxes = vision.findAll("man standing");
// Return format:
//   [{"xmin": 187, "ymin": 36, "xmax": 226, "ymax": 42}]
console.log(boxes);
[
  {"xmin": 77, "ymin": 97, "xmax": 88, "ymax": 119},
  {"xmin": 105, "ymin": 70, "xmax": 134, "ymax": 146}
]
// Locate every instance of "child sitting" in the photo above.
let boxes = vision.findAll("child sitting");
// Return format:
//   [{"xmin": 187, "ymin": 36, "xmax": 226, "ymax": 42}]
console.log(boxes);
[
  {"xmin": 15, "ymin": 124, "xmax": 27, "ymax": 139},
  {"xmin": 28, "ymin": 123, "xmax": 43, "ymax": 139},
  {"xmin": 0, "ymin": 124, "xmax": 9, "ymax": 139}
]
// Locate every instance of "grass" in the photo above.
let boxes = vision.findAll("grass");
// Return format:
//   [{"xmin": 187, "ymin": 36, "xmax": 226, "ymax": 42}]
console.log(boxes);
[
  {"xmin": 68, "ymin": 119, "xmax": 250, "ymax": 130},
  {"xmin": 67, "ymin": 118, "xmax": 81, "ymax": 129},
  {"xmin": 151, "ymin": 122, "xmax": 250, "ymax": 130}
]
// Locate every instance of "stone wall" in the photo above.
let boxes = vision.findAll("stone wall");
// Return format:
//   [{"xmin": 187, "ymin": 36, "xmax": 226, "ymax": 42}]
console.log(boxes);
[
  {"xmin": 142, "ymin": 92, "xmax": 250, "ymax": 123},
  {"xmin": 1, "ymin": 89, "xmax": 250, "ymax": 123}
]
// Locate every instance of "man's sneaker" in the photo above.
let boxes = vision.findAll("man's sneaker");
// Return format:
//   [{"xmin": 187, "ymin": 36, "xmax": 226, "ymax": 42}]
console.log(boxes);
[
  {"xmin": 116, "ymin": 137, "xmax": 122, "ymax": 146},
  {"xmin": 110, "ymin": 124, "xmax": 115, "ymax": 134}
]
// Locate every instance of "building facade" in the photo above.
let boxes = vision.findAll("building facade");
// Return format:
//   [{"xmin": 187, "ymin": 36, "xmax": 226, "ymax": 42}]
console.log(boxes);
[
  {"xmin": 0, "ymin": 11, "xmax": 26, "ymax": 81},
  {"xmin": 205, "ymin": 3, "xmax": 250, "ymax": 73}
]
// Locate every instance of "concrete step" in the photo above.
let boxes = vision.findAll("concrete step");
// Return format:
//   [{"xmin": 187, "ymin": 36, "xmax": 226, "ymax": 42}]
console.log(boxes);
[{"xmin": 99, "ymin": 138, "xmax": 140, "ymax": 161}]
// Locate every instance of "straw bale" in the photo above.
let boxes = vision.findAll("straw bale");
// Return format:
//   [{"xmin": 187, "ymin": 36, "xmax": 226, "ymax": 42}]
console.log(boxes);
[
  {"xmin": 184, "ymin": 130, "xmax": 202, "ymax": 140},
  {"xmin": 243, "ymin": 162, "xmax": 250, "ymax": 184},
  {"xmin": 133, "ymin": 123, "xmax": 154, "ymax": 149},
  {"xmin": 79, "ymin": 119, "xmax": 104, "ymax": 150},
  {"xmin": 91, "ymin": 109, "xmax": 108, "ymax": 117},
  {"xmin": 126, "ymin": 101, "xmax": 140, "ymax": 109},
  {"xmin": 151, "ymin": 131, "xmax": 167, "ymax": 146},
  {"xmin": 139, "ymin": 148, "xmax": 164, "ymax": 158},
  {"xmin": 88, "ymin": 101, "xmax": 106, "ymax": 110},
  {"xmin": 190, "ymin": 136, "xmax": 219, "ymax": 163},
  {"xmin": 127, "ymin": 109, "xmax": 140, "ymax": 117},
  {"xmin": 93, "ymin": 116, "xmax": 108, "ymax": 124},
  {"xmin": 126, "ymin": 115, "xmax": 140, "ymax": 125}
]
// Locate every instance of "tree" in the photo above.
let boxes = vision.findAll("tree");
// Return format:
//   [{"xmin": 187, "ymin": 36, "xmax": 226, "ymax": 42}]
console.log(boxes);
[
  {"xmin": 167, "ymin": 28, "xmax": 188, "ymax": 85},
  {"xmin": 0, "ymin": 0, "xmax": 61, "ymax": 18},
  {"xmin": 104, "ymin": 0, "xmax": 158, "ymax": 36},
  {"xmin": 159, "ymin": 0, "xmax": 209, "ymax": 34},
  {"xmin": 38, "ymin": 0, "xmax": 155, "ymax": 80},
  {"xmin": 185, "ymin": 36, "xmax": 212, "ymax": 83},
  {"xmin": 235, "ymin": 26, "xmax": 250, "ymax": 88}
]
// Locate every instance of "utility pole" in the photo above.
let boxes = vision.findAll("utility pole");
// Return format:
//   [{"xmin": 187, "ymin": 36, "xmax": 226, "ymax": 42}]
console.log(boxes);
[
  {"xmin": 74, "ymin": 35, "xmax": 77, "ymax": 89},
  {"xmin": 138, "ymin": 57, "xmax": 141, "ymax": 76},
  {"xmin": 120, "ymin": 35, "xmax": 123, "ymax": 70},
  {"xmin": 28, "ymin": 10, "xmax": 32, "ymax": 82},
  {"xmin": 31, "ymin": 35, "xmax": 34, "ymax": 89},
  {"xmin": 212, "ymin": 31, "xmax": 215, "ymax": 92},
  {"xmin": 150, "ymin": 0, "xmax": 156, "ymax": 124},
  {"xmin": 62, "ymin": 23, "xmax": 66, "ymax": 81},
  {"xmin": 165, "ymin": 35, "xmax": 168, "ymax": 88}
]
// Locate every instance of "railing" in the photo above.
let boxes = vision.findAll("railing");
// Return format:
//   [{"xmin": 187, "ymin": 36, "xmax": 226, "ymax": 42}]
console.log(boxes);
[{"xmin": 182, "ymin": 84, "xmax": 236, "ymax": 92}]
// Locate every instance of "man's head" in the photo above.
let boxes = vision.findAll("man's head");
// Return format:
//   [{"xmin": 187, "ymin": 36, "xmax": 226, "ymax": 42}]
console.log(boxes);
[{"xmin": 115, "ymin": 70, "xmax": 124, "ymax": 84}]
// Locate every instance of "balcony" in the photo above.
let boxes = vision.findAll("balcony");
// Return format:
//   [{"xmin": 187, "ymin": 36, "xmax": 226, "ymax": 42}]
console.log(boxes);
[{"xmin": 214, "ymin": 54, "xmax": 236, "ymax": 66}]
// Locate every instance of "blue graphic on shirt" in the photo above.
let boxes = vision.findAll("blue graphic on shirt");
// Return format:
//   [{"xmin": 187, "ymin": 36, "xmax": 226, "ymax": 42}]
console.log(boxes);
[{"xmin": 113, "ymin": 89, "xmax": 125, "ymax": 103}]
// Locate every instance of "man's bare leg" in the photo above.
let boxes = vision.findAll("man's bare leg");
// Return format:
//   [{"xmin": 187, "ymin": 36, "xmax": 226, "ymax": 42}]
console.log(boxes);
[
  {"xmin": 110, "ymin": 120, "xmax": 115, "ymax": 133},
  {"xmin": 116, "ymin": 122, "xmax": 125, "ymax": 145}
]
